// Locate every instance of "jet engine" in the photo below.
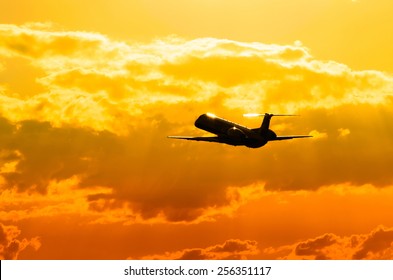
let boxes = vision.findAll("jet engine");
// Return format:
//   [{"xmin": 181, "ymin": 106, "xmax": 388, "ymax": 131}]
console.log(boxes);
[
  {"xmin": 260, "ymin": 129, "xmax": 277, "ymax": 140},
  {"xmin": 227, "ymin": 127, "xmax": 246, "ymax": 138}
]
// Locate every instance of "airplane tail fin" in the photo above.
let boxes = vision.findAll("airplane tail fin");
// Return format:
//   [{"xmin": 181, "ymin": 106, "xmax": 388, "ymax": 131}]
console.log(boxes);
[{"xmin": 244, "ymin": 113, "xmax": 299, "ymax": 134}]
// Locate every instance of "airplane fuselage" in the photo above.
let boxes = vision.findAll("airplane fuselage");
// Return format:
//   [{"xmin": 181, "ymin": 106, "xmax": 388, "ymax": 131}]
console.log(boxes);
[
  {"xmin": 194, "ymin": 113, "xmax": 276, "ymax": 148},
  {"xmin": 168, "ymin": 112, "xmax": 311, "ymax": 148}
]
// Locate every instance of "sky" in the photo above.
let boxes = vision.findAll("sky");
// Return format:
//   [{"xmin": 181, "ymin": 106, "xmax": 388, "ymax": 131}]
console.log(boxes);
[{"xmin": 1, "ymin": 0, "xmax": 393, "ymax": 260}]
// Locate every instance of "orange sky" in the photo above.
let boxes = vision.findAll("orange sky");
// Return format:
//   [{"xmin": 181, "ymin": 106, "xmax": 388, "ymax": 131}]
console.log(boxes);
[{"xmin": 1, "ymin": 0, "xmax": 393, "ymax": 260}]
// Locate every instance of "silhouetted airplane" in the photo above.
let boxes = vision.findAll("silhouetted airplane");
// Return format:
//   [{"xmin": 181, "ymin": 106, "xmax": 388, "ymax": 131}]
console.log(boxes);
[{"xmin": 168, "ymin": 113, "xmax": 312, "ymax": 148}]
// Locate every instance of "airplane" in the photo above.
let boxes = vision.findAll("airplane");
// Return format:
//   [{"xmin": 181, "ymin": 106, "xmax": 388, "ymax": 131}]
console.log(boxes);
[{"xmin": 168, "ymin": 113, "xmax": 312, "ymax": 148}]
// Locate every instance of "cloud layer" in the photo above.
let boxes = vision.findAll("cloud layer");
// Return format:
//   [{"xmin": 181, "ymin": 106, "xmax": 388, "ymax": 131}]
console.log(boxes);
[
  {"xmin": 140, "ymin": 239, "xmax": 259, "ymax": 260},
  {"xmin": 1, "ymin": 24, "xmax": 393, "ymax": 224},
  {"xmin": 264, "ymin": 226, "xmax": 393, "ymax": 260},
  {"xmin": 138, "ymin": 225, "xmax": 393, "ymax": 260},
  {"xmin": 1, "ymin": 23, "xmax": 393, "ymax": 259}
]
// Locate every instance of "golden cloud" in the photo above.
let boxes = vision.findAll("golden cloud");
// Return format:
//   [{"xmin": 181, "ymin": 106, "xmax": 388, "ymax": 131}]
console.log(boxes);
[
  {"xmin": 0, "ymin": 176, "xmax": 113, "ymax": 222},
  {"xmin": 1, "ymin": 23, "xmax": 393, "ymax": 225},
  {"xmin": 1, "ymin": 23, "xmax": 392, "ymax": 132},
  {"xmin": 338, "ymin": 127, "xmax": 351, "ymax": 138}
]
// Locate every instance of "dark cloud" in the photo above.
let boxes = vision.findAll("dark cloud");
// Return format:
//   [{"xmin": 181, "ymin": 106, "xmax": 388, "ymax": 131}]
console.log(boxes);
[
  {"xmin": 268, "ymin": 104, "xmax": 393, "ymax": 189},
  {"xmin": 353, "ymin": 227, "xmax": 393, "ymax": 259},
  {"xmin": 177, "ymin": 249, "xmax": 207, "ymax": 260},
  {"xmin": 210, "ymin": 239, "xmax": 258, "ymax": 254},
  {"xmin": 266, "ymin": 226, "xmax": 393, "ymax": 260},
  {"xmin": 0, "ymin": 223, "xmax": 40, "ymax": 259},
  {"xmin": 295, "ymin": 234, "xmax": 337, "ymax": 259},
  {"xmin": 2, "ymin": 101, "xmax": 393, "ymax": 223},
  {"xmin": 0, "ymin": 118, "xmax": 120, "ymax": 193},
  {"xmin": 141, "ymin": 239, "xmax": 259, "ymax": 260},
  {"xmin": 0, "ymin": 116, "xmax": 255, "ymax": 221}
]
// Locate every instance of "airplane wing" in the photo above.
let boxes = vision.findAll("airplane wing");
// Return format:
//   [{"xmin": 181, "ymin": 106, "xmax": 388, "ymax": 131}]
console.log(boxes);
[
  {"xmin": 271, "ymin": 135, "xmax": 312, "ymax": 141},
  {"xmin": 167, "ymin": 136, "xmax": 223, "ymax": 143}
]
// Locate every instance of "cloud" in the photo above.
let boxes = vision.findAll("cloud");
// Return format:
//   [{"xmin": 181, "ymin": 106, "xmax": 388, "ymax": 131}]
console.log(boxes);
[
  {"xmin": 294, "ymin": 234, "xmax": 338, "ymax": 259},
  {"xmin": 139, "ymin": 239, "xmax": 259, "ymax": 260},
  {"xmin": 0, "ymin": 23, "xmax": 116, "ymax": 63},
  {"xmin": 353, "ymin": 226, "xmax": 393, "ymax": 259},
  {"xmin": 1, "ymin": 24, "xmax": 392, "ymax": 129},
  {"xmin": 137, "ymin": 226, "xmax": 393, "ymax": 260},
  {"xmin": 1, "ymin": 23, "xmax": 393, "ymax": 226},
  {"xmin": 0, "ymin": 176, "xmax": 113, "ymax": 222},
  {"xmin": 338, "ymin": 128, "xmax": 351, "ymax": 138},
  {"xmin": 0, "ymin": 223, "xmax": 40, "ymax": 259},
  {"xmin": 264, "ymin": 226, "xmax": 393, "ymax": 260},
  {"xmin": 309, "ymin": 129, "xmax": 328, "ymax": 139},
  {"xmin": 0, "ymin": 114, "xmax": 268, "ymax": 224}
]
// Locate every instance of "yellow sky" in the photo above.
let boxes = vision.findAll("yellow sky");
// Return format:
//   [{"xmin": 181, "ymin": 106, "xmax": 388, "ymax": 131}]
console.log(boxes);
[
  {"xmin": 1, "ymin": 0, "xmax": 393, "ymax": 260},
  {"xmin": 3, "ymin": 0, "xmax": 393, "ymax": 71}
]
